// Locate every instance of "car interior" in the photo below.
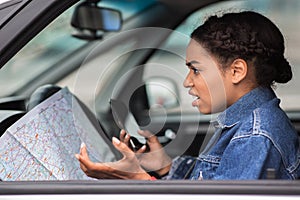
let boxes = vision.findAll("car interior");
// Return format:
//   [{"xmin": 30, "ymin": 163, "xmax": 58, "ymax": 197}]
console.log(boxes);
[
  {"xmin": 0, "ymin": 0, "xmax": 300, "ymax": 173},
  {"xmin": 1, "ymin": 1, "xmax": 300, "ymax": 199}
]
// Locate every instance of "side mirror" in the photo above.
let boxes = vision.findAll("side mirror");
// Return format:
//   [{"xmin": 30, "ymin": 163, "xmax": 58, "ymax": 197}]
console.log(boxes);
[{"xmin": 71, "ymin": 1, "xmax": 122, "ymax": 40}]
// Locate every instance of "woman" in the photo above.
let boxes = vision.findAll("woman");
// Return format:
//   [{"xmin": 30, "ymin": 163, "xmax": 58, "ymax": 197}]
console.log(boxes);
[{"xmin": 75, "ymin": 11, "xmax": 300, "ymax": 180}]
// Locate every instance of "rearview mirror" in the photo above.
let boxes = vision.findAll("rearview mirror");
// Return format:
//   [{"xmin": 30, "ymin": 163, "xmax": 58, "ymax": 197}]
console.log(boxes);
[{"xmin": 71, "ymin": 2, "xmax": 122, "ymax": 39}]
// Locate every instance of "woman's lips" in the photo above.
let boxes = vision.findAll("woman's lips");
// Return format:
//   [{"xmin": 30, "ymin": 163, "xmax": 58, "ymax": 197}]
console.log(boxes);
[
  {"xmin": 189, "ymin": 90, "xmax": 200, "ymax": 107},
  {"xmin": 192, "ymin": 96, "xmax": 200, "ymax": 107}
]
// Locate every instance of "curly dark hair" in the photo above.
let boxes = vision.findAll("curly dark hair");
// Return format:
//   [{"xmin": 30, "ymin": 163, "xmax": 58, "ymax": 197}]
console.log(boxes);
[{"xmin": 191, "ymin": 11, "xmax": 292, "ymax": 86}]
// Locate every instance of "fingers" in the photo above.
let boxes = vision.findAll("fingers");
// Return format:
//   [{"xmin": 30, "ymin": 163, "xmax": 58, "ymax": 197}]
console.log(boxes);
[
  {"xmin": 75, "ymin": 143, "xmax": 95, "ymax": 174},
  {"xmin": 76, "ymin": 143, "xmax": 114, "ymax": 179},
  {"xmin": 80, "ymin": 142, "xmax": 88, "ymax": 158},
  {"xmin": 121, "ymin": 129, "xmax": 158, "ymax": 146},
  {"xmin": 119, "ymin": 129, "xmax": 131, "ymax": 147},
  {"xmin": 137, "ymin": 130, "xmax": 152, "ymax": 138},
  {"xmin": 119, "ymin": 129, "xmax": 126, "ymax": 141},
  {"xmin": 112, "ymin": 137, "xmax": 135, "ymax": 159},
  {"xmin": 138, "ymin": 130, "xmax": 159, "ymax": 143},
  {"xmin": 75, "ymin": 142, "xmax": 87, "ymax": 162},
  {"xmin": 135, "ymin": 145, "xmax": 147, "ymax": 154}
]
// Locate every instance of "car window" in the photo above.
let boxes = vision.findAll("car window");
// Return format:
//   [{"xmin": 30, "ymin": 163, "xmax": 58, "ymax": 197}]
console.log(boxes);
[
  {"xmin": 100, "ymin": 0, "xmax": 156, "ymax": 19},
  {"xmin": 0, "ymin": 0, "xmax": 157, "ymax": 98},
  {"xmin": 0, "ymin": 3, "xmax": 86, "ymax": 97},
  {"xmin": 144, "ymin": 0, "xmax": 300, "ymax": 113},
  {"xmin": 57, "ymin": 39, "xmax": 138, "ymax": 109}
]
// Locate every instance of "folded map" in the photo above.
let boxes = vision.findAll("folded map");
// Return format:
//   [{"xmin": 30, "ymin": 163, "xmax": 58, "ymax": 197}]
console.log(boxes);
[{"xmin": 0, "ymin": 88, "xmax": 116, "ymax": 181}]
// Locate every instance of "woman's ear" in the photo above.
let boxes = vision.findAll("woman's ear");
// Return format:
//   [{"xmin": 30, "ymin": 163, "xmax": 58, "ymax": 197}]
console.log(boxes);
[{"xmin": 229, "ymin": 59, "xmax": 248, "ymax": 84}]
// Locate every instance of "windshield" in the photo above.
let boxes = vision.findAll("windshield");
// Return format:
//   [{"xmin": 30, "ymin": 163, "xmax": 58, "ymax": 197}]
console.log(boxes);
[{"xmin": 0, "ymin": 0, "xmax": 156, "ymax": 98}]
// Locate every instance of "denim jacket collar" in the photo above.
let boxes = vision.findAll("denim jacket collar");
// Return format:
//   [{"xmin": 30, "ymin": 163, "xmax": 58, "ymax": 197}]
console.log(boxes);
[{"xmin": 215, "ymin": 86, "xmax": 277, "ymax": 129}]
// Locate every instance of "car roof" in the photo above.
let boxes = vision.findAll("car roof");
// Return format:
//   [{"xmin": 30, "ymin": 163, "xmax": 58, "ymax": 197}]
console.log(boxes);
[{"xmin": 0, "ymin": 0, "xmax": 13, "ymax": 5}]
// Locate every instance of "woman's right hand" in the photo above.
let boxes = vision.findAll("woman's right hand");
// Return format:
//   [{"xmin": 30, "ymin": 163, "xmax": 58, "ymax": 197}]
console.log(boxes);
[
  {"xmin": 75, "ymin": 137, "xmax": 151, "ymax": 180},
  {"xmin": 120, "ymin": 129, "xmax": 172, "ymax": 177}
]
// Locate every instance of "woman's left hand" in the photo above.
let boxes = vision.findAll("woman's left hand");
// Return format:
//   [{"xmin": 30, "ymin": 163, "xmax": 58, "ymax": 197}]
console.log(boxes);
[{"xmin": 75, "ymin": 137, "xmax": 151, "ymax": 180}]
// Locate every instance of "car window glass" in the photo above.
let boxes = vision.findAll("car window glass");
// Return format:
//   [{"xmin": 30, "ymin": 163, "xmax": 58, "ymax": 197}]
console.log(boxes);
[
  {"xmin": 0, "ymin": 4, "xmax": 86, "ymax": 97},
  {"xmin": 0, "ymin": 0, "xmax": 157, "ymax": 98},
  {"xmin": 144, "ymin": 0, "xmax": 300, "ymax": 112},
  {"xmin": 57, "ymin": 40, "xmax": 137, "ymax": 110},
  {"xmin": 101, "ymin": 0, "xmax": 156, "ymax": 19}
]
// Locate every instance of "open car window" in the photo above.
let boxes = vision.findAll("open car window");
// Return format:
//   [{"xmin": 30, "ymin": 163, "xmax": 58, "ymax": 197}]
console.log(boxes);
[{"xmin": 144, "ymin": 0, "xmax": 300, "ymax": 113}]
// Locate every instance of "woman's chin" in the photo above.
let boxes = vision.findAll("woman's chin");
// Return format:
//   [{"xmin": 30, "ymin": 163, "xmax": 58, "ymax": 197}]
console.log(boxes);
[{"xmin": 197, "ymin": 106, "xmax": 212, "ymax": 115}]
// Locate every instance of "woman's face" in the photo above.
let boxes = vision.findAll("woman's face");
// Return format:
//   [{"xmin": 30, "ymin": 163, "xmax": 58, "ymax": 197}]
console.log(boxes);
[{"xmin": 184, "ymin": 39, "xmax": 232, "ymax": 114}]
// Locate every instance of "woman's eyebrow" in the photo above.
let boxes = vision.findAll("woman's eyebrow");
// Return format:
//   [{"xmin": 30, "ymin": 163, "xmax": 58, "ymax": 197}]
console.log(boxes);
[{"xmin": 186, "ymin": 60, "xmax": 200, "ymax": 67}]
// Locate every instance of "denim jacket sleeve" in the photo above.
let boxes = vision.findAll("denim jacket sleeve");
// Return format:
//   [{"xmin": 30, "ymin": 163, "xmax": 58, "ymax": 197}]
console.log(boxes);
[{"xmin": 162, "ymin": 155, "xmax": 196, "ymax": 180}]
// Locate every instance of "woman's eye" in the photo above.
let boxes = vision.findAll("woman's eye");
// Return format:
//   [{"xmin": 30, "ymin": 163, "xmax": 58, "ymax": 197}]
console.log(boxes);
[{"xmin": 192, "ymin": 67, "xmax": 200, "ymax": 75}]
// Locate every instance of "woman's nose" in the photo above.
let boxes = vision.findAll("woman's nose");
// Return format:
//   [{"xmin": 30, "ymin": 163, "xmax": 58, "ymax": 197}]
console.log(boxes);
[{"xmin": 183, "ymin": 73, "xmax": 193, "ymax": 88}]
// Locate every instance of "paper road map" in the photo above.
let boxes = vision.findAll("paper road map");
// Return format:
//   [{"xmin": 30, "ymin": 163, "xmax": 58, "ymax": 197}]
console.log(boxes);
[{"xmin": 0, "ymin": 88, "xmax": 115, "ymax": 181}]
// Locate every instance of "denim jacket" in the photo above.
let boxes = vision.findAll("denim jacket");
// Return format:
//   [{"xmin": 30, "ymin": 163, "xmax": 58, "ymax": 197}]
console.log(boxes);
[{"xmin": 165, "ymin": 87, "xmax": 300, "ymax": 180}]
